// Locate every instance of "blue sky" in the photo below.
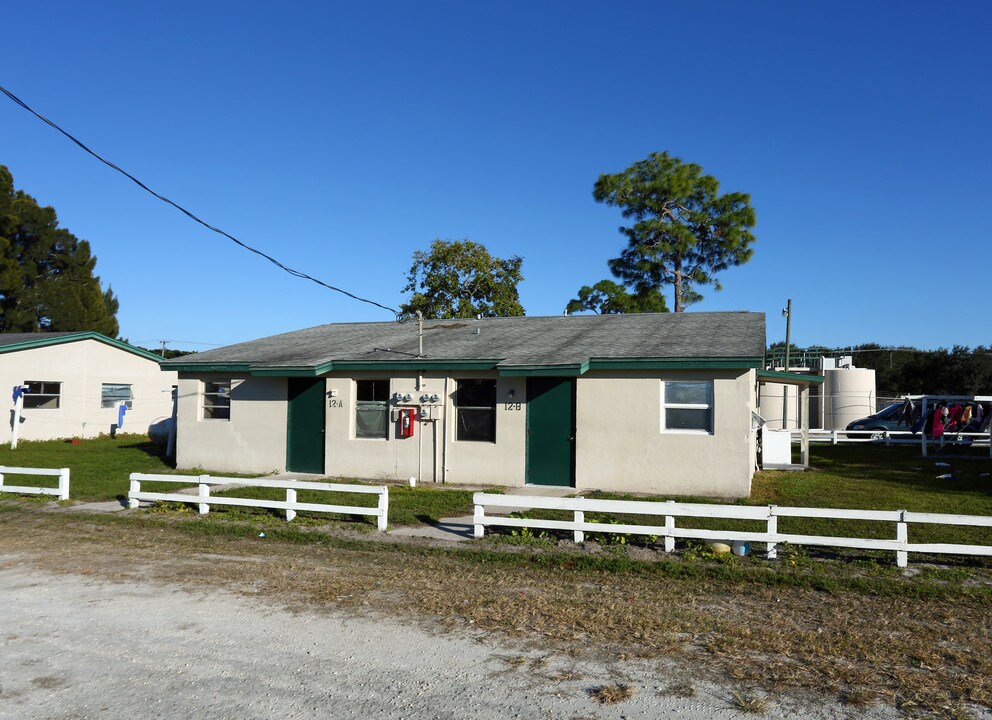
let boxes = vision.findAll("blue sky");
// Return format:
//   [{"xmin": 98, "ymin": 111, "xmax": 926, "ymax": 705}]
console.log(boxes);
[{"xmin": 3, "ymin": 1, "xmax": 989, "ymax": 353}]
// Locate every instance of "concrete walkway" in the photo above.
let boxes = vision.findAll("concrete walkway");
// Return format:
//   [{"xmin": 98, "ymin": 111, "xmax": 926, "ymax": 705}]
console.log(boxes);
[{"xmin": 387, "ymin": 484, "xmax": 578, "ymax": 542}]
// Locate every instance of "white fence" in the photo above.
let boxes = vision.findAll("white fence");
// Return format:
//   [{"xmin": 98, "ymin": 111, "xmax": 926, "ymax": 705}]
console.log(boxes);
[
  {"xmin": 472, "ymin": 493, "xmax": 992, "ymax": 568},
  {"xmin": 129, "ymin": 474, "xmax": 389, "ymax": 531},
  {"xmin": 0, "ymin": 466, "xmax": 70, "ymax": 500},
  {"xmin": 794, "ymin": 428, "xmax": 991, "ymax": 447}
]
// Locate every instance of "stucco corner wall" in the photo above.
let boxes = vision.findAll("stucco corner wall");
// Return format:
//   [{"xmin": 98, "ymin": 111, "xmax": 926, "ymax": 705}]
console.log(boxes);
[
  {"xmin": 574, "ymin": 369, "xmax": 756, "ymax": 498},
  {"xmin": 175, "ymin": 375, "xmax": 287, "ymax": 474}
]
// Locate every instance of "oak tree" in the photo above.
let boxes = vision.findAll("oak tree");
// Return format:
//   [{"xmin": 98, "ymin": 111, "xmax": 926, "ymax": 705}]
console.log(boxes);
[{"xmin": 400, "ymin": 238, "xmax": 524, "ymax": 319}]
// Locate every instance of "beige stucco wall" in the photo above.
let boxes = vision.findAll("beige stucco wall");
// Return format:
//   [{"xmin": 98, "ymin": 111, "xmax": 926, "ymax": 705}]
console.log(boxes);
[
  {"xmin": 174, "ymin": 368, "xmax": 757, "ymax": 497},
  {"xmin": 175, "ymin": 375, "xmax": 287, "ymax": 474},
  {"xmin": 574, "ymin": 369, "xmax": 757, "ymax": 498},
  {"xmin": 0, "ymin": 339, "xmax": 177, "ymax": 443},
  {"xmin": 322, "ymin": 372, "xmax": 525, "ymax": 486}
]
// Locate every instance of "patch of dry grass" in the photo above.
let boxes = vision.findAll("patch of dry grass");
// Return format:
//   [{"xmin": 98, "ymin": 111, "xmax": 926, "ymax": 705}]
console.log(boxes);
[
  {"xmin": 588, "ymin": 683, "xmax": 636, "ymax": 704},
  {"xmin": 730, "ymin": 689, "xmax": 768, "ymax": 713},
  {"xmin": 2, "ymin": 504, "xmax": 992, "ymax": 717}
]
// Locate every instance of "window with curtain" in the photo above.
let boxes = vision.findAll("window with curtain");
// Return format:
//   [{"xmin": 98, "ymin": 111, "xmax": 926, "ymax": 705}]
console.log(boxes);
[
  {"xmin": 356, "ymin": 379, "xmax": 389, "ymax": 439},
  {"xmin": 101, "ymin": 383, "xmax": 133, "ymax": 408}
]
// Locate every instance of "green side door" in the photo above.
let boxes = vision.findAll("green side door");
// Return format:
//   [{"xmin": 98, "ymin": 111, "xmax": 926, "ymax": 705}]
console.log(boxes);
[
  {"xmin": 525, "ymin": 377, "xmax": 575, "ymax": 487},
  {"xmin": 286, "ymin": 378, "xmax": 326, "ymax": 474}
]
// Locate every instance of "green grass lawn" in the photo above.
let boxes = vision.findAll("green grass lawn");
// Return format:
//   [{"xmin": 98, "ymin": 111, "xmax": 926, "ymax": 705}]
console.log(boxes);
[
  {"xmin": 0, "ymin": 435, "xmax": 174, "ymax": 501},
  {"xmin": 498, "ymin": 445, "xmax": 992, "ymax": 550},
  {"xmin": 0, "ymin": 435, "xmax": 478, "ymax": 527},
  {"xmin": 2, "ymin": 438, "xmax": 989, "ymax": 545}
]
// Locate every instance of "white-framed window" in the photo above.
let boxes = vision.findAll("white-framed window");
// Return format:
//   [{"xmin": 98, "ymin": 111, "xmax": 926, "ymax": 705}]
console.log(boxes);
[
  {"xmin": 202, "ymin": 380, "xmax": 231, "ymax": 420},
  {"xmin": 23, "ymin": 381, "xmax": 61, "ymax": 409},
  {"xmin": 355, "ymin": 379, "xmax": 389, "ymax": 439},
  {"xmin": 661, "ymin": 380, "xmax": 713, "ymax": 433},
  {"xmin": 101, "ymin": 383, "xmax": 133, "ymax": 409},
  {"xmin": 454, "ymin": 379, "xmax": 496, "ymax": 442}
]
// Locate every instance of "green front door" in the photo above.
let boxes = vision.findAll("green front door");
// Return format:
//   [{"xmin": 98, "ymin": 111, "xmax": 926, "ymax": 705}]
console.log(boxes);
[
  {"xmin": 525, "ymin": 378, "xmax": 575, "ymax": 487},
  {"xmin": 286, "ymin": 378, "xmax": 325, "ymax": 474}
]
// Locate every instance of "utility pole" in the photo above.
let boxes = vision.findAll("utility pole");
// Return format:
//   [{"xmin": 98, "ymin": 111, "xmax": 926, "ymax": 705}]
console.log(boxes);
[
  {"xmin": 782, "ymin": 299, "xmax": 792, "ymax": 428},
  {"xmin": 159, "ymin": 340, "xmax": 167, "ymax": 358}
]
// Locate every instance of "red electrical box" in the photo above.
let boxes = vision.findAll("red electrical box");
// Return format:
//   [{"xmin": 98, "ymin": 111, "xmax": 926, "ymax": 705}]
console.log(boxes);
[{"xmin": 399, "ymin": 407, "xmax": 416, "ymax": 437}]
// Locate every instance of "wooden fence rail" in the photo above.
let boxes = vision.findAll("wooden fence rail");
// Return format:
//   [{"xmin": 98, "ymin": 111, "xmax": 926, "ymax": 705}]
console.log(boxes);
[
  {"xmin": 0, "ymin": 466, "xmax": 70, "ymax": 500},
  {"xmin": 129, "ymin": 474, "xmax": 389, "ymax": 531},
  {"xmin": 472, "ymin": 493, "xmax": 992, "ymax": 568}
]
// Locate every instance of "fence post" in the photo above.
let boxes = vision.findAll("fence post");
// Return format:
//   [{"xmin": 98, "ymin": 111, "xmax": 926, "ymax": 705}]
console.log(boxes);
[
  {"xmin": 128, "ymin": 475, "xmax": 140, "ymax": 509},
  {"xmin": 664, "ymin": 500, "xmax": 675, "ymax": 552},
  {"xmin": 58, "ymin": 468, "xmax": 70, "ymax": 500},
  {"xmin": 574, "ymin": 509, "xmax": 584, "ymax": 543},
  {"xmin": 377, "ymin": 488, "xmax": 388, "ymax": 532},
  {"xmin": 0, "ymin": 471, "xmax": 5, "ymax": 494},
  {"xmin": 473, "ymin": 500, "xmax": 485, "ymax": 538},
  {"xmin": 286, "ymin": 487, "xmax": 297, "ymax": 522},
  {"xmin": 198, "ymin": 475, "xmax": 210, "ymax": 515},
  {"xmin": 896, "ymin": 510, "xmax": 908, "ymax": 568},
  {"xmin": 767, "ymin": 505, "xmax": 778, "ymax": 560},
  {"xmin": 884, "ymin": 431, "xmax": 891, "ymax": 447},
  {"xmin": 832, "ymin": 430, "xmax": 838, "ymax": 445}
]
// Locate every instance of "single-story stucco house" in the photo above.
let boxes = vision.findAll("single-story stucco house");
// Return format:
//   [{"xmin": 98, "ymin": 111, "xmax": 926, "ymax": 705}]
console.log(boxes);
[
  {"xmin": 1, "ymin": 332, "xmax": 178, "ymax": 443},
  {"xmin": 160, "ymin": 311, "xmax": 818, "ymax": 498}
]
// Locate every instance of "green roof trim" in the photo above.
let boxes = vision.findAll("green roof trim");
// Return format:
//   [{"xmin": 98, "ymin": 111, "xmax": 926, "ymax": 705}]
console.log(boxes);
[
  {"xmin": 588, "ymin": 357, "xmax": 763, "ymax": 371},
  {"xmin": 173, "ymin": 363, "xmax": 254, "ymax": 373},
  {"xmin": 498, "ymin": 362, "xmax": 588, "ymax": 377},
  {"xmin": 757, "ymin": 369, "xmax": 825, "ymax": 385},
  {"xmin": 0, "ymin": 332, "xmax": 165, "ymax": 363}
]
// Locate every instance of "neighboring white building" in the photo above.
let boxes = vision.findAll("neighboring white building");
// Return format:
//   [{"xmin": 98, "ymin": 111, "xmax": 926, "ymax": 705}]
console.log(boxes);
[
  {"xmin": 1, "ymin": 332, "xmax": 177, "ymax": 443},
  {"xmin": 164, "ymin": 312, "xmax": 804, "ymax": 498}
]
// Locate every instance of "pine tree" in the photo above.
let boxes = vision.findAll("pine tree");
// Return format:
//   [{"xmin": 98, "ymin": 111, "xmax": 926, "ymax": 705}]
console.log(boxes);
[
  {"xmin": 0, "ymin": 166, "xmax": 119, "ymax": 335},
  {"xmin": 591, "ymin": 151, "xmax": 756, "ymax": 312}
]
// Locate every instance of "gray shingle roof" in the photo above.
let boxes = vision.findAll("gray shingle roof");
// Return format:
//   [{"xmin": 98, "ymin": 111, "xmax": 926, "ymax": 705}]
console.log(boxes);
[
  {"xmin": 165, "ymin": 312, "xmax": 765, "ymax": 370},
  {"xmin": 0, "ymin": 332, "xmax": 83, "ymax": 348}
]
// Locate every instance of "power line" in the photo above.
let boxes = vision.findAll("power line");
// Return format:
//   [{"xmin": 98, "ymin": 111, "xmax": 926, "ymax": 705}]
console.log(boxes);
[{"xmin": 0, "ymin": 84, "xmax": 399, "ymax": 317}]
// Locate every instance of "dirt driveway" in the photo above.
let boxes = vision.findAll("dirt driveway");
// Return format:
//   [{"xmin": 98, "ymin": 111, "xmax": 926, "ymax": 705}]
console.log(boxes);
[
  {"xmin": 2, "ymin": 506, "xmax": 989, "ymax": 719},
  {"xmin": 1, "ymin": 560, "xmax": 901, "ymax": 720}
]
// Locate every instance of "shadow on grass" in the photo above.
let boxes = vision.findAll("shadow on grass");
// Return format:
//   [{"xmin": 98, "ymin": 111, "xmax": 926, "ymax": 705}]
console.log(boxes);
[{"xmin": 119, "ymin": 440, "xmax": 175, "ymax": 469}]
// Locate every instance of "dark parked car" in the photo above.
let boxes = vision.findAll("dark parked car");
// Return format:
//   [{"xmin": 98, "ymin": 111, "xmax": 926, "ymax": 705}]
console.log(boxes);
[
  {"xmin": 846, "ymin": 402, "xmax": 983, "ymax": 442},
  {"xmin": 845, "ymin": 403, "xmax": 910, "ymax": 439}
]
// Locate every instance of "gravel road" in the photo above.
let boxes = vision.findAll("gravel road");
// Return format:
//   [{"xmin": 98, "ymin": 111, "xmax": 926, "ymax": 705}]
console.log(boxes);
[{"xmin": 0, "ymin": 560, "xmax": 904, "ymax": 720}]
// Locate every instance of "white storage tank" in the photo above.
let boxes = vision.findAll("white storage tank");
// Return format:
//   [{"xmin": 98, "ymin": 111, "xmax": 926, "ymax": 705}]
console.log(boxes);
[
  {"xmin": 822, "ymin": 367, "xmax": 876, "ymax": 430},
  {"xmin": 758, "ymin": 382, "xmax": 800, "ymax": 430}
]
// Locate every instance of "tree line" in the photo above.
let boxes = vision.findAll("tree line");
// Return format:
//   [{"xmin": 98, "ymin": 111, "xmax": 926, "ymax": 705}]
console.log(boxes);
[
  {"xmin": 1, "ymin": 166, "xmax": 118, "ymax": 335},
  {"xmin": 849, "ymin": 345, "xmax": 992, "ymax": 397}
]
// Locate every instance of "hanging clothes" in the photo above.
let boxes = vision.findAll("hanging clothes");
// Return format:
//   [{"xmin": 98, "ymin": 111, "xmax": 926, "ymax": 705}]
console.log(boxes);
[
  {"xmin": 960, "ymin": 405, "xmax": 973, "ymax": 427},
  {"xmin": 932, "ymin": 404, "xmax": 947, "ymax": 439},
  {"xmin": 899, "ymin": 398, "xmax": 916, "ymax": 427}
]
